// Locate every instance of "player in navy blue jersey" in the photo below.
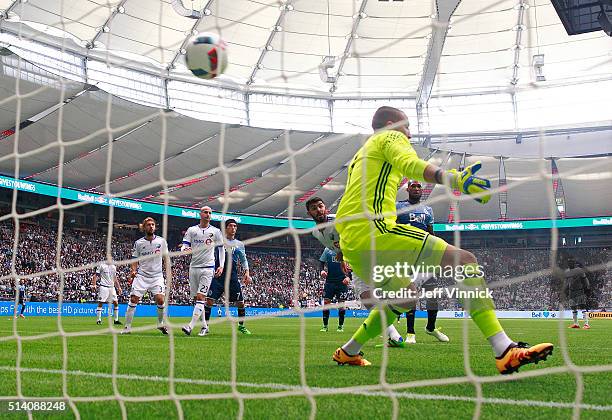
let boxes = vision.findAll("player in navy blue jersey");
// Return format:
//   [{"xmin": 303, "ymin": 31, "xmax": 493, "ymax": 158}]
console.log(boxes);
[
  {"xmin": 396, "ymin": 180, "xmax": 449, "ymax": 344},
  {"xmin": 319, "ymin": 247, "xmax": 351, "ymax": 332},
  {"xmin": 207, "ymin": 219, "xmax": 252, "ymax": 335}
]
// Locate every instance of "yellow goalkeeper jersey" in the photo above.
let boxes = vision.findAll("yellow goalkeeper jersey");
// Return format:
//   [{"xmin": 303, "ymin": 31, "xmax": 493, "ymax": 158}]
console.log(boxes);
[{"xmin": 336, "ymin": 130, "xmax": 429, "ymax": 250}]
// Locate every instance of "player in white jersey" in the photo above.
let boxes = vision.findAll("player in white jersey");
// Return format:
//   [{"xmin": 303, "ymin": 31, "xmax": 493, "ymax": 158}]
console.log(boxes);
[
  {"xmin": 180, "ymin": 206, "xmax": 225, "ymax": 336},
  {"xmin": 305, "ymin": 197, "xmax": 406, "ymax": 348},
  {"xmin": 122, "ymin": 217, "xmax": 169, "ymax": 335},
  {"xmin": 92, "ymin": 259, "xmax": 122, "ymax": 325}
]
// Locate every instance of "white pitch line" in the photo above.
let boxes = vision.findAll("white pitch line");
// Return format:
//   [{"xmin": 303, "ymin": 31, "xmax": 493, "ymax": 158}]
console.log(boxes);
[{"xmin": 0, "ymin": 366, "xmax": 610, "ymax": 412}]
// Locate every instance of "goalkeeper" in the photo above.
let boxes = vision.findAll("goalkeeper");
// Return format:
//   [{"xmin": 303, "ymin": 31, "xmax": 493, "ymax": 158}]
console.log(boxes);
[{"xmin": 332, "ymin": 106, "xmax": 553, "ymax": 374}]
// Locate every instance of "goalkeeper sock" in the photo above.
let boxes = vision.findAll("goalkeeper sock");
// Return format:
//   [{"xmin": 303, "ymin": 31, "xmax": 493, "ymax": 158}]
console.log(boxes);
[
  {"xmin": 573, "ymin": 310, "xmax": 578, "ymax": 324},
  {"xmin": 322, "ymin": 309, "xmax": 330, "ymax": 327},
  {"xmin": 488, "ymin": 331, "xmax": 515, "ymax": 358},
  {"xmin": 426, "ymin": 310, "xmax": 438, "ymax": 332},
  {"xmin": 20, "ymin": 304, "xmax": 26, "ymax": 315},
  {"xmin": 338, "ymin": 309, "xmax": 346, "ymax": 327},
  {"xmin": 583, "ymin": 311, "xmax": 589, "ymax": 326},
  {"xmin": 204, "ymin": 305, "xmax": 212, "ymax": 321},
  {"xmin": 406, "ymin": 309, "xmax": 416, "ymax": 334},
  {"xmin": 460, "ymin": 263, "xmax": 506, "ymax": 353},
  {"xmin": 125, "ymin": 303, "xmax": 136, "ymax": 328},
  {"xmin": 342, "ymin": 305, "xmax": 402, "ymax": 355},
  {"xmin": 96, "ymin": 308, "xmax": 102, "ymax": 322},
  {"xmin": 238, "ymin": 306, "xmax": 246, "ymax": 326},
  {"xmin": 113, "ymin": 305, "xmax": 119, "ymax": 321},
  {"xmin": 386, "ymin": 324, "xmax": 402, "ymax": 342},
  {"xmin": 156, "ymin": 304, "xmax": 165, "ymax": 325},
  {"xmin": 189, "ymin": 301, "xmax": 205, "ymax": 329}
]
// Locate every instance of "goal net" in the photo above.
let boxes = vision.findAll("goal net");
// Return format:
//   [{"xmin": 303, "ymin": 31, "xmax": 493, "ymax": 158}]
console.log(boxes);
[{"xmin": 0, "ymin": 0, "xmax": 611, "ymax": 418}]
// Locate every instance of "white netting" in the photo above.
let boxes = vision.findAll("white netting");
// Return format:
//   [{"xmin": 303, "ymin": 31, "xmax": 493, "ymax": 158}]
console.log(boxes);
[{"xmin": 0, "ymin": 0, "xmax": 611, "ymax": 419}]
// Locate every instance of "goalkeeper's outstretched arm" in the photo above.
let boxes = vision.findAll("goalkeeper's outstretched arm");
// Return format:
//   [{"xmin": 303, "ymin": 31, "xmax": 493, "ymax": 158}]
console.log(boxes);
[{"xmin": 380, "ymin": 133, "xmax": 491, "ymax": 204}]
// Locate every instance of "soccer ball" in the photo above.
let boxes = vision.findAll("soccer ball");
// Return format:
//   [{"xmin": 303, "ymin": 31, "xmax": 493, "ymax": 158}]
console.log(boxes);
[{"xmin": 185, "ymin": 32, "xmax": 228, "ymax": 80}]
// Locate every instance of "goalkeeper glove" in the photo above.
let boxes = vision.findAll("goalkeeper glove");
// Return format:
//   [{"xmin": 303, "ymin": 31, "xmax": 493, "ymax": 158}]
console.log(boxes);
[{"xmin": 448, "ymin": 161, "xmax": 491, "ymax": 204}]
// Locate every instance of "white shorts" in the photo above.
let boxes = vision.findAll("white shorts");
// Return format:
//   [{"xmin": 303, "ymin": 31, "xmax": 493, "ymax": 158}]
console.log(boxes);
[
  {"xmin": 189, "ymin": 266, "xmax": 214, "ymax": 298},
  {"xmin": 98, "ymin": 286, "xmax": 117, "ymax": 303},
  {"xmin": 130, "ymin": 275, "xmax": 165, "ymax": 298},
  {"xmin": 352, "ymin": 274, "xmax": 372, "ymax": 298}
]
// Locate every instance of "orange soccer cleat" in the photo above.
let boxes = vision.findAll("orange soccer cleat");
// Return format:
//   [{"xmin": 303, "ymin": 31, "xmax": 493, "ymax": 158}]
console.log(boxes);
[
  {"xmin": 333, "ymin": 348, "xmax": 371, "ymax": 366},
  {"xmin": 582, "ymin": 324, "xmax": 591, "ymax": 330},
  {"xmin": 568, "ymin": 324, "xmax": 580, "ymax": 329},
  {"xmin": 496, "ymin": 342, "xmax": 553, "ymax": 375}
]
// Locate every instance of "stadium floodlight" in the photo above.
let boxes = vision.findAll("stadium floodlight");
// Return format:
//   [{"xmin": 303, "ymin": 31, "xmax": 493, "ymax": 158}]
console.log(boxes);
[
  {"xmin": 532, "ymin": 54, "xmax": 546, "ymax": 82},
  {"xmin": 319, "ymin": 55, "xmax": 337, "ymax": 83}
]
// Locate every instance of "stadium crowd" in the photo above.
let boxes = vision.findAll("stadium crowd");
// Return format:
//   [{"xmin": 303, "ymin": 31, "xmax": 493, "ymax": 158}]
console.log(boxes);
[{"xmin": 0, "ymin": 221, "xmax": 610, "ymax": 310}]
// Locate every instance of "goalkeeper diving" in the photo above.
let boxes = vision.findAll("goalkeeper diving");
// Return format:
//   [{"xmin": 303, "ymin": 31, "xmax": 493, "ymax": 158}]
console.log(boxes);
[{"xmin": 332, "ymin": 106, "xmax": 553, "ymax": 374}]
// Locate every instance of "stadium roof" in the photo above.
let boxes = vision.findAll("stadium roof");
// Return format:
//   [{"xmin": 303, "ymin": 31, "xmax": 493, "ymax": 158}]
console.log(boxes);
[
  {"xmin": 0, "ymin": 0, "xmax": 610, "ymax": 220},
  {"xmin": 0, "ymin": 56, "xmax": 610, "ymax": 220},
  {"xmin": 0, "ymin": 0, "xmax": 610, "ymax": 95}
]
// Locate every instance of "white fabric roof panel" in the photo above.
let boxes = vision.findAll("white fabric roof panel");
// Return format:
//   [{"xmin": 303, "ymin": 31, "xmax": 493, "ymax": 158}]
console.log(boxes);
[
  {"xmin": 556, "ymin": 157, "xmax": 612, "ymax": 218},
  {"xmin": 35, "ymin": 114, "xmax": 222, "ymax": 190},
  {"xmin": 424, "ymin": 152, "xmax": 459, "ymax": 224},
  {"xmin": 103, "ymin": 126, "xmax": 285, "ymax": 199},
  {"xmin": 505, "ymin": 158, "xmax": 555, "ymax": 220},
  {"xmin": 0, "ymin": 57, "xmax": 83, "ymax": 131},
  {"xmin": 0, "ymin": 0, "xmax": 609, "ymax": 96},
  {"xmin": 161, "ymin": 130, "xmax": 319, "ymax": 203},
  {"xmin": 453, "ymin": 155, "xmax": 501, "ymax": 222},
  {"xmin": 0, "ymin": 88, "xmax": 156, "ymax": 178},
  {"xmin": 202, "ymin": 133, "xmax": 352, "ymax": 211},
  {"xmin": 241, "ymin": 135, "xmax": 363, "ymax": 215}
]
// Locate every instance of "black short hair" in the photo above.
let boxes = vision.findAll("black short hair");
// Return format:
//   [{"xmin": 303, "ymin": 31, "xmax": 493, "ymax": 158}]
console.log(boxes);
[
  {"xmin": 224, "ymin": 218, "xmax": 238, "ymax": 227},
  {"xmin": 372, "ymin": 106, "xmax": 406, "ymax": 130},
  {"xmin": 305, "ymin": 197, "xmax": 324, "ymax": 211}
]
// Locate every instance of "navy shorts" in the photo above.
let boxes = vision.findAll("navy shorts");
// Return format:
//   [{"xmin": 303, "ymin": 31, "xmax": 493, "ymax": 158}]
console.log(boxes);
[
  {"xmin": 323, "ymin": 281, "xmax": 349, "ymax": 302},
  {"xmin": 207, "ymin": 278, "xmax": 244, "ymax": 302}
]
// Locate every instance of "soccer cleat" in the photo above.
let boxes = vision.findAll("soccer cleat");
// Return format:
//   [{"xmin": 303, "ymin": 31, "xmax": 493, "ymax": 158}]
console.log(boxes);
[
  {"xmin": 333, "ymin": 348, "xmax": 371, "ymax": 366},
  {"xmin": 425, "ymin": 327, "xmax": 449, "ymax": 342},
  {"xmin": 182, "ymin": 325, "xmax": 192, "ymax": 336},
  {"xmin": 238, "ymin": 325, "xmax": 252, "ymax": 335},
  {"xmin": 198, "ymin": 327, "xmax": 209, "ymax": 336},
  {"xmin": 337, "ymin": 326, "xmax": 344, "ymax": 332},
  {"xmin": 113, "ymin": 320, "xmax": 123, "ymax": 325},
  {"xmin": 120, "ymin": 327, "xmax": 131, "ymax": 335},
  {"xmin": 495, "ymin": 342, "xmax": 554, "ymax": 375},
  {"xmin": 405, "ymin": 333, "xmax": 416, "ymax": 344},
  {"xmin": 19, "ymin": 314, "xmax": 25, "ymax": 319},
  {"xmin": 568, "ymin": 324, "xmax": 580, "ymax": 329},
  {"xmin": 157, "ymin": 325, "xmax": 169, "ymax": 335},
  {"xmin": 387, "ymin": 337, "xmax": 406, "ymax": 348},
  {"xmin": 583, "ymin": 324, "xmax": 591, "ymax": 330},
  {"xmin": 96, "ymin": 320, "xmax": 102, "ymax": 325},
  {"xmin": 320, "ymin": 326, "xmax": 329, "ymax": 332}
]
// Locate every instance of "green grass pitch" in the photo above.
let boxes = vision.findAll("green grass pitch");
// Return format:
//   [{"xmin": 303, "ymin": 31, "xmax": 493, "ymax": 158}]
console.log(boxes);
[{"xmin": 0, "ymin": 316, "xmax": 610, "ymax": 419}]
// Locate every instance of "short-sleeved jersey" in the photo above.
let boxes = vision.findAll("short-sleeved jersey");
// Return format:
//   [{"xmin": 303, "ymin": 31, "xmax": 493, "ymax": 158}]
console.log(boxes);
[
  {"xmin": 319, "ymin": 248, "xmax": 345, "ymax": 282},
  {"xmin": 132, "ymin": 235, "xmax": 167, "ymax": 278},
  {"xmin": 17, "ymin": 284, "xmax": 26, "ymax": 296},
  {"xmin": 95, "ymin": 262, "xmax": 117, "ymax": 287},
  {"xmin": 311, "ymin": 215, "xmax": 341, "ymax": 254},
  {"xmin": 218, "ymin": 238, "xmax": 249, "ymax": 282},
  {"xmin": 336, "ymin": 130, "xmax": 428, "ymax": 248},
  {"xmin": 395, "ymin": 200, "xmax": 434, "ymax": 232},
  {"xmin": 182, "ymin": 224, "xmax": 224, "ymax": 268}
]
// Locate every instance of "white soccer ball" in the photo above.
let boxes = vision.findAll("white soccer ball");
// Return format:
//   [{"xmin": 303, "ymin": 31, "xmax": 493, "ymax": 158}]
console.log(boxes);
[{"xmin": 185, "ymin": 32, "xmax": 228, "ymax": 80}]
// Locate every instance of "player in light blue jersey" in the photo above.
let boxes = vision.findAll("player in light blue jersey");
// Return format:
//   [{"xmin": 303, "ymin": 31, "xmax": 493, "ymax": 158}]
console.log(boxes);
[
  {"xmin": 396, "ymin": 180, "xmax": 449, "ymax": 344},
  {"xmin": 207, "ymin": 219, "xmax": 252, "ymax": 335}
]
